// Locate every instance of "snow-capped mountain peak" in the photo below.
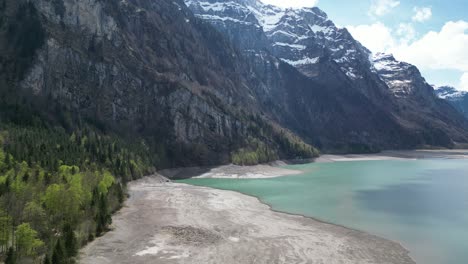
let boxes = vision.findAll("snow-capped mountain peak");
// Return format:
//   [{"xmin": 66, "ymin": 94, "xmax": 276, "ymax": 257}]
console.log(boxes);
[
  {"xmin": 186, "ymin": 0, "xmax": 459, "ymax": 103},
  {"xmin": 185, "ymin": 0, "xmax": 372, "ymax": 80},
  {"xmin": 435, "ymin": 86, "xmax": 467, "ymax": 99},
  {"xmin": 371, "ymin": 52, "xmax": 433, "ymax": 97}
]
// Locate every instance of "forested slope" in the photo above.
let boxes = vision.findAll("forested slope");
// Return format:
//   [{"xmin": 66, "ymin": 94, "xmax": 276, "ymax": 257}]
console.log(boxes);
[
  {"xmin": 0, "ymin": 0, "xmax": 318, "ymax": 262},
  {"xmin": 0, "ymin": 99, "xmax": 155, "ymax": 263}
]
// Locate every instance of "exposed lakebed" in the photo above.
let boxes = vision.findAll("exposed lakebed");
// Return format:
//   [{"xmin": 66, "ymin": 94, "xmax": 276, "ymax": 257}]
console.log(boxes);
[{"xmin": 180, "ymin": 159, "xmax": 468, "ymax": 264}]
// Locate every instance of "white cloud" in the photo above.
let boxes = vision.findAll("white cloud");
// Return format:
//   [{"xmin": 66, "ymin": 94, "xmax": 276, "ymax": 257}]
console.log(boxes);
[
  {"xmin": 459, "ymin": 73, "xmax": 468, "ymax": 92},
  {"xmin": 393, "ymin": 21, "xmax": 468, "ymax": 72},
  {"xmin": 347, "ymin": 20, "xmax": 468, "ymax": 91},
  {"xmin": 369, "ymin": 0, "xmax": 400, "ymax": 17},
  {"xmin": 347, "ymin": 22, "xmax": 395, "ymax": 52},
  {"xmin": 396, "ymin": 23, "xmax": 416, "ymax": 45},
  {"xmin": 347, "ymin": 20, "xmax": 468, "ymax": 72},
  {"xmin": 260, "ymin": 0, "xmax": 318, "ymax": 8},
  {"xmin": 412, "ymin": 7, "xmax": 432, "ymax": 22}
]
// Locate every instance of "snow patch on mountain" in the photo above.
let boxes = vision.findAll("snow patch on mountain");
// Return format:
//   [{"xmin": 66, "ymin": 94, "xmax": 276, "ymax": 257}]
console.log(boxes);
[
  {"xmin": 186, "ymin": 0, "xmax": 379, "ymax": 82},
  {"xmin": 195, "ymin": 14, "xmax": 257, "ymax": 26},
  {"xmin": 309, "ymin": 24, "xmax": 332, "ymax": 34},
  {"xmin": 372, "ymin": 52, "xmax": 433, "ymax": 97},
  {"xmin": 248, "ymin": 6, "xmax": 285, "ymax": 32},
  {"xmin": 273, "ymin": 42, "xmax": 306, "ymax": 50},
  {"xmin": 281, "ymin": 57, "xmax": 319, "ymax": 66},
  {"xmin": 435, "ymin": 86, "xmax": 467, "ymax": 99}
]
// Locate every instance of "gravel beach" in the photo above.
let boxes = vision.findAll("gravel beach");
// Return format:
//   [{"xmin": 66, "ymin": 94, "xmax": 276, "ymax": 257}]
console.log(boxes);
[
  {"xmin": 80, "ymin": 150, "xmax": 468, "ymax": 263},
  {"xmin": 80, "ymin": 176, "xmax": 415, "ymax": 264}
]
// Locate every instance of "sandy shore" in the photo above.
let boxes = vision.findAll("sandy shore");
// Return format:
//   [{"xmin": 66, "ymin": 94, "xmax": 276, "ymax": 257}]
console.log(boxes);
[
  {"xmin": 159, "ymin": 163, "xmax": 302, "ymax": 179},
  {"xmin": 159, "ymin": 149, "xmax": 468, "ymax": 180},
  {"xmin": 79, "ymin": 150, "xmax": 467, "ymax": 263},
  {"xmin": 80, "ymin": 176, "xmax": 415, "ymax": 264},
  {"xmin": 316, "ymin": 149, "xmax": 468, "ymax": 162}
]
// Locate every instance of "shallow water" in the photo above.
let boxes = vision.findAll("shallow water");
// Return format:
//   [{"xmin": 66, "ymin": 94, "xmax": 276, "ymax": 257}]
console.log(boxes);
[{"xmin": 179, "ymin": 159, "xmax": 468, "ymax": 264}]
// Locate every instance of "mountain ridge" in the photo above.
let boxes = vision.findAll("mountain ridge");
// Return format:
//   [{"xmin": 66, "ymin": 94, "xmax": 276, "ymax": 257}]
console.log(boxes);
[
  {"xmin": 0, "ymin": 0, "xmax": 318, "ymax": 168},
  {"xmin": 2, "ymin": 1, "xmax": 468, "ymax": 262},
  {"xmin": 185, "ymin": 0, "xmax": 468, "ymax": 149},
  {"xmin": 436, "ymin": 86, "xmax": 468, "ymax": 119},
  {"xmin": 1, "ymin": 0, "xmax": 467, "ymax": 167}
]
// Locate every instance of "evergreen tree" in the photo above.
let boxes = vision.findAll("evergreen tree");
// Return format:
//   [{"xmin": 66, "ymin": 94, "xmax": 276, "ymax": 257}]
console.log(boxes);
[
  {"xmin": 4, "ymin": 153, "xmax": 11, "ymax": 169},
  {"xmin": 0, "ymin": 121, "xmax": 152, "ymax": 262},
  {"xmin": 116, "ymin": 183, "xmax": 124, "ymax": 204},
  {"xmin": 63, "ymin": 223, "xmax": 77, "ymax": 257},
  {"xmin": 5, "ymin": 247, "xmax": 16, "ymax": 264},
  {"xmin": 51, "ymin": 239, "xmax": 66, "ymax": 264},
  {"xmin": 96, "ymin": 193, "xmax": 111, "ymax": 236},
  {"xmin": 43, "ymin": 253, "xmax": 50, "ymax": 264},
  {"xmin": 22, "ymin": 171, "xmax": 29, "ymax": 182}
]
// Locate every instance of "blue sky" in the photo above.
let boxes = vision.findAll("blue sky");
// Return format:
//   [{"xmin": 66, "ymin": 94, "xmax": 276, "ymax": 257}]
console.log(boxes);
[{"xmin": 262, "ymin": 0, "xmax": 468, "ymax": 91}]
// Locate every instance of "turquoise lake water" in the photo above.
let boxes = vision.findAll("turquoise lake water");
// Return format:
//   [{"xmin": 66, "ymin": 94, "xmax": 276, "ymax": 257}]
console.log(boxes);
[{"xmin": 179, "ymin": 159, "xmax": 468, "ymax": 264}]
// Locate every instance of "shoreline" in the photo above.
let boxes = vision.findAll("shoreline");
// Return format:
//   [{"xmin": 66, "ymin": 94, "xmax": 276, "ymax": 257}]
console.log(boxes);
[
  {"xmin": 316, "ymin": 149, "xmax": 468, "ymax": 163},
  {"xmin": 159, "ymin": 163, "xmax": 303, "ymax": 179},
  {"xmin": 79, "ymin": 150, "xmax": 468, "ymax": 263},
  {"xmin": 160, "ymin": 149, "xmax": 468, "ymax": 180},
  {"xmin": 80, "ymin": 176, "xmax": 415, "ymax": 264}
]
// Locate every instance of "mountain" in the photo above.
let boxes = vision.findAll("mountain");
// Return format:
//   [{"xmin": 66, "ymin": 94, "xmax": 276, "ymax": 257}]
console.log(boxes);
[
  {"xmin": 371, "ymin": 53, "xmax": 468, "ymax": 146},
  {"xmin": 436, "ymin": 86, "xmax": 468, "ymax": 119},
  {"xmin": 4, "ymin": 1, "xmax": 468, "ymax": 262},
  {"xmin": 1, "ymin": 0, "xmax": 468, "ymax": 261},
  {"xmin": 185, "ymin": 0, "xmax": 468, "ymax": 149},
  {"xmin": 0, "ymin": 0, "xmax": 317, "ymax": 168},
  {"xmin": 1, "ymin": 0, "xmax": 468, "ymax": 166}
]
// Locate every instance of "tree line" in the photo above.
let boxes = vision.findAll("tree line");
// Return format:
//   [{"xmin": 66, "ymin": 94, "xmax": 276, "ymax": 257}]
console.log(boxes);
[
  {"xmin": 0, "ymin": 125, "xmax": 154, "ymax": 263},
  {"xmin": 231, "ymin": 115, "xmax": 319, "ymax": 165}
]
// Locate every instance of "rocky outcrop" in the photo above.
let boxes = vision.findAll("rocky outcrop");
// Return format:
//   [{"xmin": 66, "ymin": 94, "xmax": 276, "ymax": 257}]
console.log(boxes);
[{"xmin": 19, "ymin": 0, "xmax": 253, "ymax": 144}]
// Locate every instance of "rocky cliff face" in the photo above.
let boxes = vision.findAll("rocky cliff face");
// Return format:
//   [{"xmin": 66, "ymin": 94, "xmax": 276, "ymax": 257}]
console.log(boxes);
[
  {"xmin": 0, "ymin": 0, "xmax": 318, "ymax": 166},
  {"xmin": 371, "ymin": 54, "xmax": 468, "ymax": 146},
  {"xmin": 185, "ymin": 0, "xmax": 468, "ymax": 149},
  {"xmin": 0, "ymin": 0, "xmax": 467, "ymax": 166}
]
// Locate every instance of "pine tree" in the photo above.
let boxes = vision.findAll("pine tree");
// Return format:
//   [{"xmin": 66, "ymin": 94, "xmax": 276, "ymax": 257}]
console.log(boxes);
[
  {"xmin": 96, "ymin": 193, "xmax": 111, "ymax": 236},
  {"xmin": 43, "ymin": 253, "xmax": 50, "ymax": 264},
  {"xmin": 5, "ymin": 247, "xmax": 16, "ymax": 264},
  {"xmin": 22, "ymin": 172, "xmax": 29, "ymax": 182},
  {"xmin": 4, "ymin": 153, "xmax": 11, "ymax": 169},
  {"xmin": 116, "ymin": 183, "xmax": 124, "ymax": 204},
  {"xmin": 63, "ymin": 223, "xmax": 77, "ymax": 257},
  {"xmin": 34, "ymin": 169, "xmax": 40, "ymax": 181},
  {"xmin": 44, "ymin": 172, "xmax": 51, "ymax": 185},
  {"xmin": 51, "ymin": 239, "xmax": 66, "ymax": 264}
]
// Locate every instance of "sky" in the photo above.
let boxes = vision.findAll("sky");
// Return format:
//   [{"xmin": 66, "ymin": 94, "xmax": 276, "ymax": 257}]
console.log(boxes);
[{"xmin": 261, "ymin": 0, "xmax": 468, "ymax": 91}]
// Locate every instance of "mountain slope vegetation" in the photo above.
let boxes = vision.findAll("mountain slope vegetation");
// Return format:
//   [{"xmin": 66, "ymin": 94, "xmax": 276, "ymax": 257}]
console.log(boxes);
[
  {"xmin": 0, "ymin": 0, "xmax": 467, "ymax": 262},
  {"xmin": 0, "ymin": 0, "xmax": 318, "ymax": 262}
]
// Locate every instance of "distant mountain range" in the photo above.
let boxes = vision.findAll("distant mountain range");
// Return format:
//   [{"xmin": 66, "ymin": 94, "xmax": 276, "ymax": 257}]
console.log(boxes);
[
  {"xmin": 1, "ymin": 0, "xmax": 468, "ymax": 168},
  {"xmin": 185, "ymin": 0, "xmax": 468, "ymax": 150},
  {"xmin": 436, "ymin": 86, "xmax": 468, "ymax": 119}
]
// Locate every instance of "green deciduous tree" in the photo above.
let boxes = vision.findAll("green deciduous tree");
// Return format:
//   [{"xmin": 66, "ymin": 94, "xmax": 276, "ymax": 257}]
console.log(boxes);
[
  {"xmin": 15, "ymin": 223, "xmax": 44, "ymax": 257},
  {"xmin": 0, "ymin": 122, "xmax": 153, "ymax": 262}
]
